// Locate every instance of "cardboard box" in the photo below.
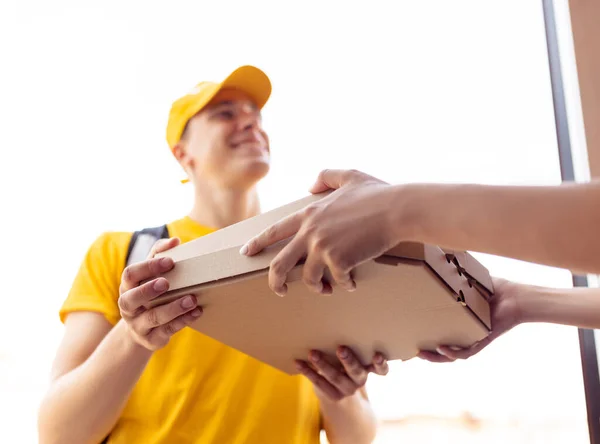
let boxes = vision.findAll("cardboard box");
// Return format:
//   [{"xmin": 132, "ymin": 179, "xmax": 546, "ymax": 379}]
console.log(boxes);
[{"xmin": 151, "ymin": 193, "xmax": 494, "ymax": 375}]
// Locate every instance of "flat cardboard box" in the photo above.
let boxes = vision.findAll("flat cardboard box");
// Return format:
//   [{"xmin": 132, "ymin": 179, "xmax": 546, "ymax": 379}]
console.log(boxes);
[{"xmin": 151, "ymin": 192, "xmax": 494, "ymax": 375}]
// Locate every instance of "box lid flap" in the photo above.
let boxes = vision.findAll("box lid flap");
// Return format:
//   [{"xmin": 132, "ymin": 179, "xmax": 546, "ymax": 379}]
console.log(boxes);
[{"xmin": 157, "ymin": 192, "xmax": 332, "ymax": 263}]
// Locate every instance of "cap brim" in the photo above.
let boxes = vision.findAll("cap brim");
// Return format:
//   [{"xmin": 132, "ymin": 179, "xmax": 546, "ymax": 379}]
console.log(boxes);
[{"xmin": 219, "ymin": 65, "xmax": 272, "ymax": 110}]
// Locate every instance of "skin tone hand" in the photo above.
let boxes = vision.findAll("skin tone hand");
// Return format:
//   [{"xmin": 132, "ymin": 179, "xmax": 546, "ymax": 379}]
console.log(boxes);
[
  {"xmin": 241, "ymin": 169, "xmax": 401, "ymax": 296},
  {"xmin": 296, "ymin": 346, "xmax": 389, "ymax": 401},
  {"xmin": 417, "ymin": 277, "xmax": 522, "ymax": 362},
  {"xmin": 118, "ymin": 237, "xmax": 202, "ymax": 351}
]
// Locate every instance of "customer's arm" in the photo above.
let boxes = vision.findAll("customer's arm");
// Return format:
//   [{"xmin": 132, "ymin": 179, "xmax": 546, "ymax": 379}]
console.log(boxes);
[
  {"xmin": 242, "ymin": 169, "xmax": 600, "ymax": 296},
  {"xmin": 397, "ymin": 179, "xmax": 600, "ymax": 276},
  {"xmin": 420, "ymin": 277, "xmax": 600, "ymax": 362},
  {"xmin": 38, "ymin": 238, "xmax": 201, "ymax": 444},
  {"xmin": 519, "ymin": 284, "xmax": 600, "ymax": 328}
]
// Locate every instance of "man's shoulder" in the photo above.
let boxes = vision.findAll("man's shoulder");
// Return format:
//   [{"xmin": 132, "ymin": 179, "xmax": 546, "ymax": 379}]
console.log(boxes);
[
  {"xmin": 89, "ymin": 223, "xmax": 174, "ymax": 263},
  {"xmin": 84, "ymin": 230, "xmax": 135, "ymax": 263}
]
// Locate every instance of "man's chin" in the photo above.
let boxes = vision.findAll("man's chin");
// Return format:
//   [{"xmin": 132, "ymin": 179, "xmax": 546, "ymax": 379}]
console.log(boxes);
[
  {"xmin": 246, "ymin": 160, "xmax": 270, "ymax": 180},
  {"xmin": 228, "ymin": 160, "xmax": 270, "ymax": 188}
]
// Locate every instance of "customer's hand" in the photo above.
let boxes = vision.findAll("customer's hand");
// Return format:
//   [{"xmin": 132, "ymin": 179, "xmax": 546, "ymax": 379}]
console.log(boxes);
[
  {"xmin": 418, "ymin": 277, "xmax": 523, "ymax": 362},
  {"xmin": 241, "ymin": 169, "xmax": 401, "ymax": 296},
  {"xmin": 118, "ymin": 237, "xmax": 202, "ymax": 351},
  {"xmin": 295, "ymin": 346, "xmax": 388, "ymax": 402}
]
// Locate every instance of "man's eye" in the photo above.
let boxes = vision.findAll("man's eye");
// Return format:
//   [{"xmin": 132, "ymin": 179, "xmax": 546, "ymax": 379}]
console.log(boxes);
[{"xmin": 219, "ymin": 110, "xmax": 235, "ymax": 119}]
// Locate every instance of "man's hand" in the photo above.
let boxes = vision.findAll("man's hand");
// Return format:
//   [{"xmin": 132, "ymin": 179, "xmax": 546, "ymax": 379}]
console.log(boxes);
[
  {"xmin": 241, "ymin": 169, "xmax": 402, "ymax": 296},
  {"xmin": 118, "ymin": 237, "xmax": 202, "ymax": 351},
  {"xmin": 418, "ymin": 277, "xmax": 523, "ymax": 362},
  {"xmin": 295, "ymin": 346, "xmax": 388, "ymax": 402}
]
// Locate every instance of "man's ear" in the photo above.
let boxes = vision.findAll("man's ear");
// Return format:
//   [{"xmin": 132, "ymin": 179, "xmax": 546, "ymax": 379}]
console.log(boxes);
[
  {"xmin": 172, "ymin": 141, "xmax": 192, "ymax": 167},
  {"xmin": 172, "ymin": 140, "xmax": 195, "ymax": 184}
]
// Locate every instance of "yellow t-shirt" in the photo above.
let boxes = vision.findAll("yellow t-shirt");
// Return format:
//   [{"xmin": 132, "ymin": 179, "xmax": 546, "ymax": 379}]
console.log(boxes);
[{"xmin": 60, "ymin": 216, "xmax": 322, "ymax": 444}]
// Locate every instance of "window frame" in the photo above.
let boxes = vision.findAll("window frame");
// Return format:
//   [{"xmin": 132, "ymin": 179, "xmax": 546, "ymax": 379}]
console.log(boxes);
[{"xmin": 542, "ymin": 0, "xmax": 600, "ymax": 442}]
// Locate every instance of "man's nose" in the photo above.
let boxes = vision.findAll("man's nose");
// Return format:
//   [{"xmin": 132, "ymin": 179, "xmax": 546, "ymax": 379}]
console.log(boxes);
[{"xmin": 239, "ymin": 112, "xmax": 260, "ymax": 131}]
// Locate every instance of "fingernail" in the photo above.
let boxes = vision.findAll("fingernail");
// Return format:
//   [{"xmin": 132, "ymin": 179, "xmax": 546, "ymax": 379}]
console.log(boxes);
[
  {"xmin": 339, "ymin": 347, "xmax": 349, "ymax": 359},
  {"xmin": 153, "ymin": 279, "xmax": 168, "ymax": 292},
  {"xmin": 181, "ymin": 296, "xmax": 195, "ymax": 309},
  {"xmin": 239, "ymin": 244, "xmax": 248, "ymax": 255},
  {"xmin": 160, "ymin": 257, "xmax": 173, "ymax": 269},
  {"xmin": 436, "ymin": 347, "xmax": 447, "ymax": 356},
  {"xmin": 295, "ymin": 360, "xmax": 304, "ymax": 371},
  {"xmin": 275, "ymin": 285, "xmax": 288, "ymax": 297},
  {"xmin": 348, "ymin": 280, "xmax": 357, "ymax": 292},
  {"xmin": 310, "ymin": 351, "xmax": 320, "ymax": 363},
  {"xmin": 376, "ymin": 354, "xmax": 384, "ymax": 364},
  {"xmin": 191, "ymin": 308, "xmax": 202, "ymax": 317}
]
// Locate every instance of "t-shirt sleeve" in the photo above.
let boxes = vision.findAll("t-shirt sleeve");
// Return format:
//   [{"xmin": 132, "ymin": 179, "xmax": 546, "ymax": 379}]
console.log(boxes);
[{"xmin": 59, "ymin": 231, "xmax": 133, "ymax": 326}]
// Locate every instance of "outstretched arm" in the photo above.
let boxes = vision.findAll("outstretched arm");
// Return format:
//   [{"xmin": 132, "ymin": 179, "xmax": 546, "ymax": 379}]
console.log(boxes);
[
  {"xmin": 396, "ymin": 179, "xmax": 600, "ymax": 276},
  {"xmin": 242, "ymin": 169, "xmax": 600, "ymax": 296},
  {"xmin": 420, "ymin": 277, "xmax": 600, "ymax": 363}
]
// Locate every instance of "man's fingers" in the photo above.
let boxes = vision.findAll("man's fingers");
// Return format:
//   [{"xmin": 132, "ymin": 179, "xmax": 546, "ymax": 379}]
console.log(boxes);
[
  {"xmin": 132, "ymin": 294, "xmax": 198, "ymax": 336},
  {"xmin": 337, "ymin": 347, "xmax": 369, "ymax": 385},
  {"xmin": 146, "ymin": 306, "xmax": 203, "ymax": 348},
  {"xmin": 369, "ymin": 352, "xmax": 389, "ymax": 376},
  {"xmin": 120, "ymin": 257, "xmax": 175, "ymax": 294},
  {"xmin": 149, "ymin": 237, "xmax": 180, "ymax": 259},
  {"xmin": 119, "ymin": 276, "xmax": 172, "ymax": 315},
  {"xmin": 241, "ymin": 212, "xmax": 303, "ymax": 257},
  {"xmin": 268, "ymin": 236, "xmax": 306, "ymax": 297},
  {"xmin": 309, "ymin": 350, "xmax": 357, "ymax": 396},
  {"xmin": 295, "ymin": 360, "xmax": 343, "ymax": 401}
]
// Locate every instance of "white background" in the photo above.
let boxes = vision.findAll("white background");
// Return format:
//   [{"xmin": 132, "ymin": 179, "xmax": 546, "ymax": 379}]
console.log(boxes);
[{"xmin": 0, "ymin": 0, "xmax": 590, "ymax": 442}]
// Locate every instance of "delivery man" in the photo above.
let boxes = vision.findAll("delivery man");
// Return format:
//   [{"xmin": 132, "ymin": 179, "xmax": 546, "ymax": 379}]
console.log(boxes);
[{"xmin": 37, "ymin": 66, "xmax": 388, "ymax": 444}]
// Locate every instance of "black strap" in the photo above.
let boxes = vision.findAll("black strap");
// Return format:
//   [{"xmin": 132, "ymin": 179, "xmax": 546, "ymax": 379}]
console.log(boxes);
[
  {"xmin": 125, "ymin": 224, "xmax": 169, "ymax": 266},
  {"xmin": 101, "ymin": 224, "xmax": 169, "ymax": 444}
]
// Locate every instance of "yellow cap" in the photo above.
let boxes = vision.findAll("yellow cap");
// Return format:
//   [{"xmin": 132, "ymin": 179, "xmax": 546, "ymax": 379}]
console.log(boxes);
[{"xmin": 166, "ymin": 65, "xmax": 272, "ymax": 151}]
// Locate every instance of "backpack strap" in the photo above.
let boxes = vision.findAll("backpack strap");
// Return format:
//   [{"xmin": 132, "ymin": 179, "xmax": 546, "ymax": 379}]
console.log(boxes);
[
  {"xmin": 125, "ymin": 224, "xmax": 170, "ymax": 267},
  {"xmin": 99, "ymin": 224, "xmax": 169, "ymax": 444}
]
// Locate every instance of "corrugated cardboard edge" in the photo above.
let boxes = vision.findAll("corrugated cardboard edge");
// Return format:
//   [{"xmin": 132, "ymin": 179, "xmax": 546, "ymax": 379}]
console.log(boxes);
[
  {"xmin": 445, "ymin": 250, "xmax": 494, "ymax": 295},
  {"xmin": 378, "ymin": 243, "xmax": 492, "ymax": 331},
  {"xmin": 424, "ymin": 246, "xmax": 492, "ymax": 331}
]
